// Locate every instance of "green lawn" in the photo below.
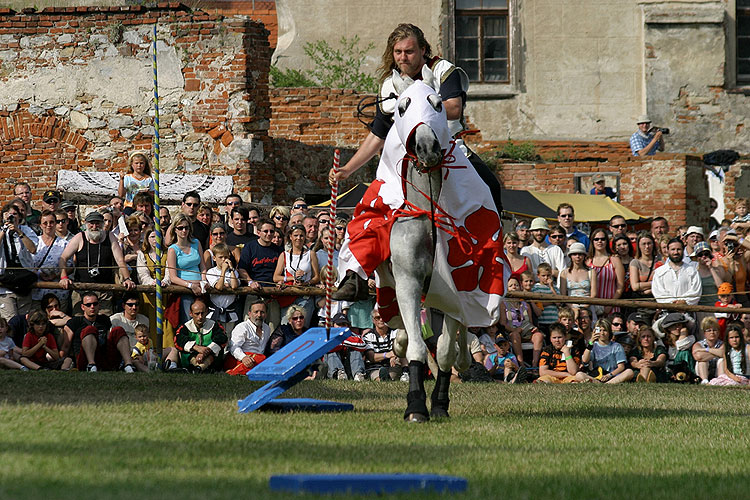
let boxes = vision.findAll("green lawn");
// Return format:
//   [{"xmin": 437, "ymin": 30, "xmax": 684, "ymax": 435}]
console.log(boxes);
[{"xmin": 2, "ymin": 373, "xmax": 749, "ymax": 500}]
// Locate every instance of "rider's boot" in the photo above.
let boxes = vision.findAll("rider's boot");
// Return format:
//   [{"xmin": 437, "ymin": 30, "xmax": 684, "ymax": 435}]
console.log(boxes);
[{"xmin": 331, "ymin": 270, "xmax": 370, "ymax": 301}]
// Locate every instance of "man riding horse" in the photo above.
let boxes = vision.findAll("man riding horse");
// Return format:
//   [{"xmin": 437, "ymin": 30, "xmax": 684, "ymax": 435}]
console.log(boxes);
[{"xmin": 330, "ymin": 23, "xmax": 504, "ymax": 301}]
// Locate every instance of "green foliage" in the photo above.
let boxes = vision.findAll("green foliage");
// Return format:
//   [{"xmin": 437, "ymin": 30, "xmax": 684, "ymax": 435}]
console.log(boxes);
[
  {"xmin": 496, "ymin": 139, "xmax": 539, "ymax": 162},
  {"xmin": 270, "ymin": 35, "xmax": 378, "ymax": 93},
  {"xmin": 269, "ymin": 65, "xmax": 317, "ymax": 88}
]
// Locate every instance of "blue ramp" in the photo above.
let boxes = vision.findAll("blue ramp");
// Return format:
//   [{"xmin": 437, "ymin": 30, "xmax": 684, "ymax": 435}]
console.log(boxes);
[
  {"xmin": 269, "ymin": 474, "xmax": 468, "ymax": 494},
  {"xmin": 238, "ymin": 327, "xmax": 353, "ymax": 413}
]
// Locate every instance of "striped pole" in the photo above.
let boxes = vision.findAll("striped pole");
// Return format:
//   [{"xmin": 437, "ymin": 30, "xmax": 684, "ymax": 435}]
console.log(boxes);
[
  {"xmin": 152, "ymin": 23, "xmax": 164, "ymax": 360},
  {"xmin": 325, "ymin": 149, "xmax": 340, "ymax": 339}
]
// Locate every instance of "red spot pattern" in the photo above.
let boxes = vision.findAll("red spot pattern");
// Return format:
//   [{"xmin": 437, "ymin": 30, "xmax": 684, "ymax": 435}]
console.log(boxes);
[
  {"xmin": 347, "ymin": 180, "xmax": 397, "ymax": 276},
  {"xmin": 376, "ymin": 285, "xmax": 400, "ymax": 324},
  {"xmin": 446, "ymin": 206, "xmax": 506, "ymax": 295}
]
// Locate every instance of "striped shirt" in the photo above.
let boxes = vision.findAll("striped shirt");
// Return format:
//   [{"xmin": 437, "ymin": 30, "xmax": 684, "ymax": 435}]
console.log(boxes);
[{"xmin": 531, "ymin": 283, "xmax": 559, "ymax": 324}]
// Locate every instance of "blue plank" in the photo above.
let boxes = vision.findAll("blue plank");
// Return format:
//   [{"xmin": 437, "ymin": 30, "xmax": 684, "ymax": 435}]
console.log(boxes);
[
  {"xmin": 246, "ymin": 327, "xmax": 349, "ymax": 381},
  {"xmin": 237, "ymin": 377, "xmax": 296, "ymax": 413},
  {"xmin": 269, "ymin": 474, "xmax": 468, "ymax": 494},
  {"xmin": 260, "ymin": 398, "xmax": 354, "ymax": 413}
]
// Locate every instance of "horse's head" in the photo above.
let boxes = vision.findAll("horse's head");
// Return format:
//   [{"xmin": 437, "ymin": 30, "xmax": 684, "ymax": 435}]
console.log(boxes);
[{"xmin": 391, "ymin": 69, "xmax": 452, "ymax": 171}]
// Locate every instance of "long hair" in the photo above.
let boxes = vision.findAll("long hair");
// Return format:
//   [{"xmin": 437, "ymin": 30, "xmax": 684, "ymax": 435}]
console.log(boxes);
[
  {"xmin": 588, "ymin": 228, "xmax": 612, "ymax": 257},
  {"xmin": 171, "ymin": 213, "xmax": 194, "ymax": 243},
  {"xmin": 635, "ymin": 231, "xmax": 656, "ymax": 260},
  {"xmin": 724, "ymin": 323, "xmax": 746, "ymax": 375},
  {"xmin": 128, "ymin": 152, "xmax": 152, "ymax": 176},
  {"xmin": 377, "ymin": 23, "xmax": 432, "ymax": 82}
]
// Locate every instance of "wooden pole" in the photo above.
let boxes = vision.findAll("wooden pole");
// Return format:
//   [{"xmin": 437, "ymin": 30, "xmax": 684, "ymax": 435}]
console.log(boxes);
[
  {"xmin": 34, "ymin": 281, "xmax": 330, "ymax": 297},
  {"xmin": 507, "ymin": 291, "xmax": 750, "ymax": 315}
]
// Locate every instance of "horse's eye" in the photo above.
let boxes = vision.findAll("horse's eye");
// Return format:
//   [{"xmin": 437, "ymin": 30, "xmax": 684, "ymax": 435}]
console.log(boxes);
[
  {"xmin": 427, "ymin": 94, "xmax": 442, "ymax": 112},
  {"xmin": 398, "ymin": 97, "xmax": 411, "ymax": 117}
]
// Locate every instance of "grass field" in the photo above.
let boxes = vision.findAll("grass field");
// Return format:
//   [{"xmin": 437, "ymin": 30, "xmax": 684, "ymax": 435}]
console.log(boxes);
[{"xmin": 2, "ymin": 372, "xmax": 750, "ymax": 500}]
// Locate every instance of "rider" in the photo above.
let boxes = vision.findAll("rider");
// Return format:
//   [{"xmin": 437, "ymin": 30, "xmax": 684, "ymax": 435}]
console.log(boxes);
[{"xmin": 330, "ymin": 23, "xmax": 503, "ymax": 301}]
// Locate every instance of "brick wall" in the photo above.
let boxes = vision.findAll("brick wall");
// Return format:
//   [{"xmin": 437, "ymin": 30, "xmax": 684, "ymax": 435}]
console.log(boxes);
[
  {"xmin": 0, "ymin": 4, "xmax": 273, "ymax": 204},
  {"xmin": 199, "ymin": 1, "xmax": 277, "ymax": 48},
  {"xmin": 498, "ymin": 154, "xmax": 709, "ymax": 228}
]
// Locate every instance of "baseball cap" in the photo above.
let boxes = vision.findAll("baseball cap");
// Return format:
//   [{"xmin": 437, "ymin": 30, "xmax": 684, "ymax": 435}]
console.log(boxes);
[
  {"xmin": 60, "ymin": 200, "xmax": 76, "ymax": 211},
  {"xmin": 332, "ymin": 312, "xmax": 350, "ymax": 326},
  {"xmin": 43, "ymin": 190, "xmax": 61, "ymax": 203},
  {"xmin": 84, "ymin": 211, "xmax": 104, "ymax": 223},
  {"xmin": 627, "ymin": 312, "xmax": 649, "ymax": 325},
  {"xmin": 592, "ymin": 174, "xmax": 605, "ymax": 184}
]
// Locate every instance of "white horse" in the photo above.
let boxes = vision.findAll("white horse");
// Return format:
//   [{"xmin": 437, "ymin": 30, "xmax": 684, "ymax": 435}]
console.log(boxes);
[{"xmin": 380, "ymin": 71, "xmax": 475, "ymax": 422}]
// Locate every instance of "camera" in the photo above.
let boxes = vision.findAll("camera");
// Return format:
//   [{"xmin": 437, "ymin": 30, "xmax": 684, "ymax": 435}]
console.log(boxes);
[
  {"xmin": 725, "ymin": 240, "xmax": 736, "ymax": 253},
  {"xmin": 650, "ymin": 126, "xmax": 670, "ymax": 135},
  {"xmin": 88, "ymin": 267, "xmax": 100, "ymax": 278}
]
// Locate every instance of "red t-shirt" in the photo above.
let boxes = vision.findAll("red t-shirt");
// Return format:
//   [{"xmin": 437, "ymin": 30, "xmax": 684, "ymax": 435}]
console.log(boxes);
[{"xmin": 22, "ymin": 332, "xmax": 58, "ymax": 363}]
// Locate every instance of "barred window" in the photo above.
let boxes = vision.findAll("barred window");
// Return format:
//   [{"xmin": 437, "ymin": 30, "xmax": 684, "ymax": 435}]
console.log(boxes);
[
  {"xmin": 455, "ymin": 0, "xmax": 510, "ymax": 83},
  {"xmin": 739, "ymin": 0, "xmax": 750, "ymax": 83}
]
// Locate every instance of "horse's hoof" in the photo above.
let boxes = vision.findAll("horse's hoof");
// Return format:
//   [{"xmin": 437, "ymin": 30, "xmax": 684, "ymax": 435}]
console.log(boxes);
[
  {"xmin": 430, "ymin": 409, "xmax": 450, "ymax": 420},
  {"xmin": 393, "ymin": 329, "xmax": 407, "ymax": 358},
  {"xmin": 405, "ymin": 413, "xmax": 429, "ymax": 423}
]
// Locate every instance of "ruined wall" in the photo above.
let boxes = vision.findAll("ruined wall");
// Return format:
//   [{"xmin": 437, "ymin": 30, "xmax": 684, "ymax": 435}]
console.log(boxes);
[
  {"xmin": 0, "ymin": 4, "xmax": 272, "ymax": 204},
  {"xmin": 498, "ymin": 154, "xmax": 711, "ymax": 227}
]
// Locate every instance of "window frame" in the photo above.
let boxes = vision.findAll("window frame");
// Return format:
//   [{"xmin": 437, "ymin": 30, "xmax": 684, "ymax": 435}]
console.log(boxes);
[
  {"xmin": 738, "ymin": 1, "xmax": 750, "ymax": 84},
  {"xmin": 454, "ymin": 7, "xmax": 510, "ymax": 84},
  {"xmin": 444, "ymin": 0, "xmax": 520, "ymax": 99}
]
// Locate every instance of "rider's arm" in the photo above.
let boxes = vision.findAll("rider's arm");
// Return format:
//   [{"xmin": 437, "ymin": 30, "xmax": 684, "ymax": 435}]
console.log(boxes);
[
  {"xmin": 332, "ymin": 132, "xmax": 385, "ymax": 182},
  {"xmin": 443, "ymin": 96, "xmax": 462, "ymax": 121}
]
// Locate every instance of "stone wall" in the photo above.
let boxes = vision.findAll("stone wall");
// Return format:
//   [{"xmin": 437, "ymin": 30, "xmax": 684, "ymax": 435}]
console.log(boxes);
[
  {"xmin": 498, "ymin": 154, "xmax": 711, "ymax": 228},
  {"xmin": 0, "ymin": 4, "xmax": 272, "ymax": 204}
]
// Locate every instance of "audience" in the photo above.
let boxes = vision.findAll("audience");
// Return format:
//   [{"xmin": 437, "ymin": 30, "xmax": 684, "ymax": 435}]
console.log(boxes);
[{"xmin": 6, "ymin": 181, "xmax": 750, "ymax": 392}]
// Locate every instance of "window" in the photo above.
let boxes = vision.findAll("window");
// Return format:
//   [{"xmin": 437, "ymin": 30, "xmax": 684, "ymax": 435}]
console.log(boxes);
[
  {"xmin": 739, "ymin": 0, "xmax": 750, "ymax": 83},
  {"xmin": 455, "ymin": 0, "xmax": 509, "ymax": 83}
]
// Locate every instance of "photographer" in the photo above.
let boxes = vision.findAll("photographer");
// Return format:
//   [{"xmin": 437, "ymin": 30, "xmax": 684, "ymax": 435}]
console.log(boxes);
[
  {"xmin": 630, "ymin": 115, "xmax": 666, "ymax": 157},
  {"xmin": 0, "ymin": 202, "xmax": 39, "ymax": 320}
]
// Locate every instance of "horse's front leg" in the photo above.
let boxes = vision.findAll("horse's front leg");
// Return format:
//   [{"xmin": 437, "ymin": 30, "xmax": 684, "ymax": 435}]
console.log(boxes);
[
  {"xmin": 431, "ymin": 315, "xmax": 464, "ymax": 419},
  {"xmin": 391, "ymin": 221, "xmax": 431, "ymax": 423}
]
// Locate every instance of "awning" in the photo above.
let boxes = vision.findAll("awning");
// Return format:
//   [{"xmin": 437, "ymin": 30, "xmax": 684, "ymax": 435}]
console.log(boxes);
[
  {"xmin": 503, "ymin": 189, "xmax": 646, "ymax": 223},
  {"xmin": 312, "ymin": 183, "xmax": 370, "ymax": 209}
]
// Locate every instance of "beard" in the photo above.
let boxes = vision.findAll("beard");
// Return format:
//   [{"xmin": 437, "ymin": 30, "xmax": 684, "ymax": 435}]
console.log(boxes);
[
  {"xmin": 668, "ymin": 253, "xmax": 683, "ymax": 264},
  {"xmin": 86, "ymin": 229, "xmax": 104, "ymax": 242}
]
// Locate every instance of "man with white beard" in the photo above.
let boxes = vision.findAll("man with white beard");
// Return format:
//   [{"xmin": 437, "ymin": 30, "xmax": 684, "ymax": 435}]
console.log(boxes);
[
  {"xmin": 226, "ymin": 299, "xmax": 271, "ymax": 375},
  {"xmin": 58, "ymin": 211, "xmax": 135, "ymax": 315}
]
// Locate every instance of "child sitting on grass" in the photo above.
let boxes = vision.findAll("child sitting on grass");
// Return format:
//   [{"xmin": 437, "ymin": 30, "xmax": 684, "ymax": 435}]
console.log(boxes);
[
  {"xmin": 709, "ymin": 323, "xmax": 750, "ymax": 386},
  {"xmin": 0, "ymin": 317, "xmax": 27, "ymax": 370},
  {"xmin": 131, "ymin": 324, "xmax": 158, "ymax": 372},
  {"xmin": 484, "ymin": 335, "xmax": 527, "ymax": 383},
  {"xmin": 576, "ymin": 318, "xmax": 633, "ymax": 384},
  {"xmin": 537, "ymin": 322, "xmax": 579, "ymax": 383},
  {"xmin": 20, "ymin": 311, "xmax": 72, "ymax": 371}
]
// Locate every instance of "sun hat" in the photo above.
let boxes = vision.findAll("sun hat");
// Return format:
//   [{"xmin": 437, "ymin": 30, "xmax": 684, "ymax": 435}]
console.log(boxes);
[
  {"xmin": 529, "ymin": 217, "xmax": 550, "ymax": 231},
  {"xmin": 689, "ymin": 241, "xmax": 711, "ymax": 258},
  {"xmin": 567, "ymin": 242, "xmax": 587, "ymax": 256},
  {"xmin": 636, "ymin": 114, "xmax": 651, "ymax": 124}
]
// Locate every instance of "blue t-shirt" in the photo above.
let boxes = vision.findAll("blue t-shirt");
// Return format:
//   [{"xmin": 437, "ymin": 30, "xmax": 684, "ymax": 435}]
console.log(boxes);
[
  {"xmin": 484, "ymin": 352, "xmax": 518, "ymax": 371},
  {"xmin": 590, "ymin": 342, "xmax": 626, "ymax": 373}
]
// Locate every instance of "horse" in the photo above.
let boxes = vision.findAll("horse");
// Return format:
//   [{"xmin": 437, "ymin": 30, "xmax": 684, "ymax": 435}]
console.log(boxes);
[{"xmin": 375, "ymin": 69, "xmax": 503, "ymax": 422}]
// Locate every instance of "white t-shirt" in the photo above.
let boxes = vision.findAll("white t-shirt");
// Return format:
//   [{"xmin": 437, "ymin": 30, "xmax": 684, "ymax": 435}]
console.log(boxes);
[
  {"xmin": 520, "ymin": 243, "xmax": 565, "ymax": 275},
  {"xmin": 109, "ymin": 312, "xmax": 149, "ymax": 347}
]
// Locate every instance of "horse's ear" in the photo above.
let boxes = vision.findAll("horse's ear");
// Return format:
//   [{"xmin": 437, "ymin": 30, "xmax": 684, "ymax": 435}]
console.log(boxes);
[
  {"xmin": 392, "ymin": 69, "xmax": 413, "ymax": 95},
  {"xmin": 421, "ymin": 65, "xmax": 439, "ymax": 91}
]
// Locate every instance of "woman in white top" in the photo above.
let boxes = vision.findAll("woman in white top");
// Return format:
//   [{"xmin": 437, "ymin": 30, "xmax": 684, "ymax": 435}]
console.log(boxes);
[
  {"xmin": 273, "ymin": 224, "xmax": 320, "ymax": 328},
  {"xmin": 32, "ymin": 210, "xmax": 70, "ymax": 311}
]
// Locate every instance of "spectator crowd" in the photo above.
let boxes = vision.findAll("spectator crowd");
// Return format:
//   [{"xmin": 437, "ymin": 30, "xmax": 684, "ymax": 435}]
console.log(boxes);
[{"xmin": 2, "ymin": 153, "xmax": 750, "ymax": 387}]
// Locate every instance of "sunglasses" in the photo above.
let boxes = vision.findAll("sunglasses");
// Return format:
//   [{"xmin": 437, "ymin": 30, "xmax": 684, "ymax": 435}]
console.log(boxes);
[
  {"xmin": 293, "ymin": 204, "xmax": 307, "ymax": 209},
  {"xmin": 260, "ymin": 229, "xmax": 274, "ymax": 233},
  {"xmin": 612, "ymin": 322, "xmax": 623, "ymax": 327},
  {"xmin": 184, "ymin": 202, "xmax": 199, "ymax": 207},
  {"xmin": 549, "ymin": 234, "xmax": 564, "ymax": 240},
  {"xmin": 611, "ymin": 223, "xmax": 626, "ymax": 228},
  {"xmin": 698, "ymin": 252, "xmax": 712, "ymax": 258},
  {"xmin": 82, "ymin": 301, "xmax": 99, "ymax": 307},
  {"xmin": 226, "ymin": 201, "xmax": 241, "ymax": 206},
  {"xmin": 335, "ymin": 226, "xmax": 345, "ymax": 231},
  {"xmin": 291, "ymin": 316, "xmax": 305, "ymax": 321},
  {"xmin": 274, "ymin": 215, "xmax": 289, "ymax": 221},
  {"xmin": 212, "ymin": 231, "xmax": 225, "ymax": 236},
  {"xmin": 124, "ymin": 302, "xmax": 139, "ymax": 308},
  {"xmin": 175, "ymin": 226, "xmax": 189, "ymax": 231},
  {"xmin": 593, "ymin": 237, "xmax": 607, "ymax": 242},
  {"xmin": 45, "ymin": 198, "xmax": 59, "ymax": 204},
  {"xmin": 559, "ymin": 213, "xmax": 573, "ymax": 218}
]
